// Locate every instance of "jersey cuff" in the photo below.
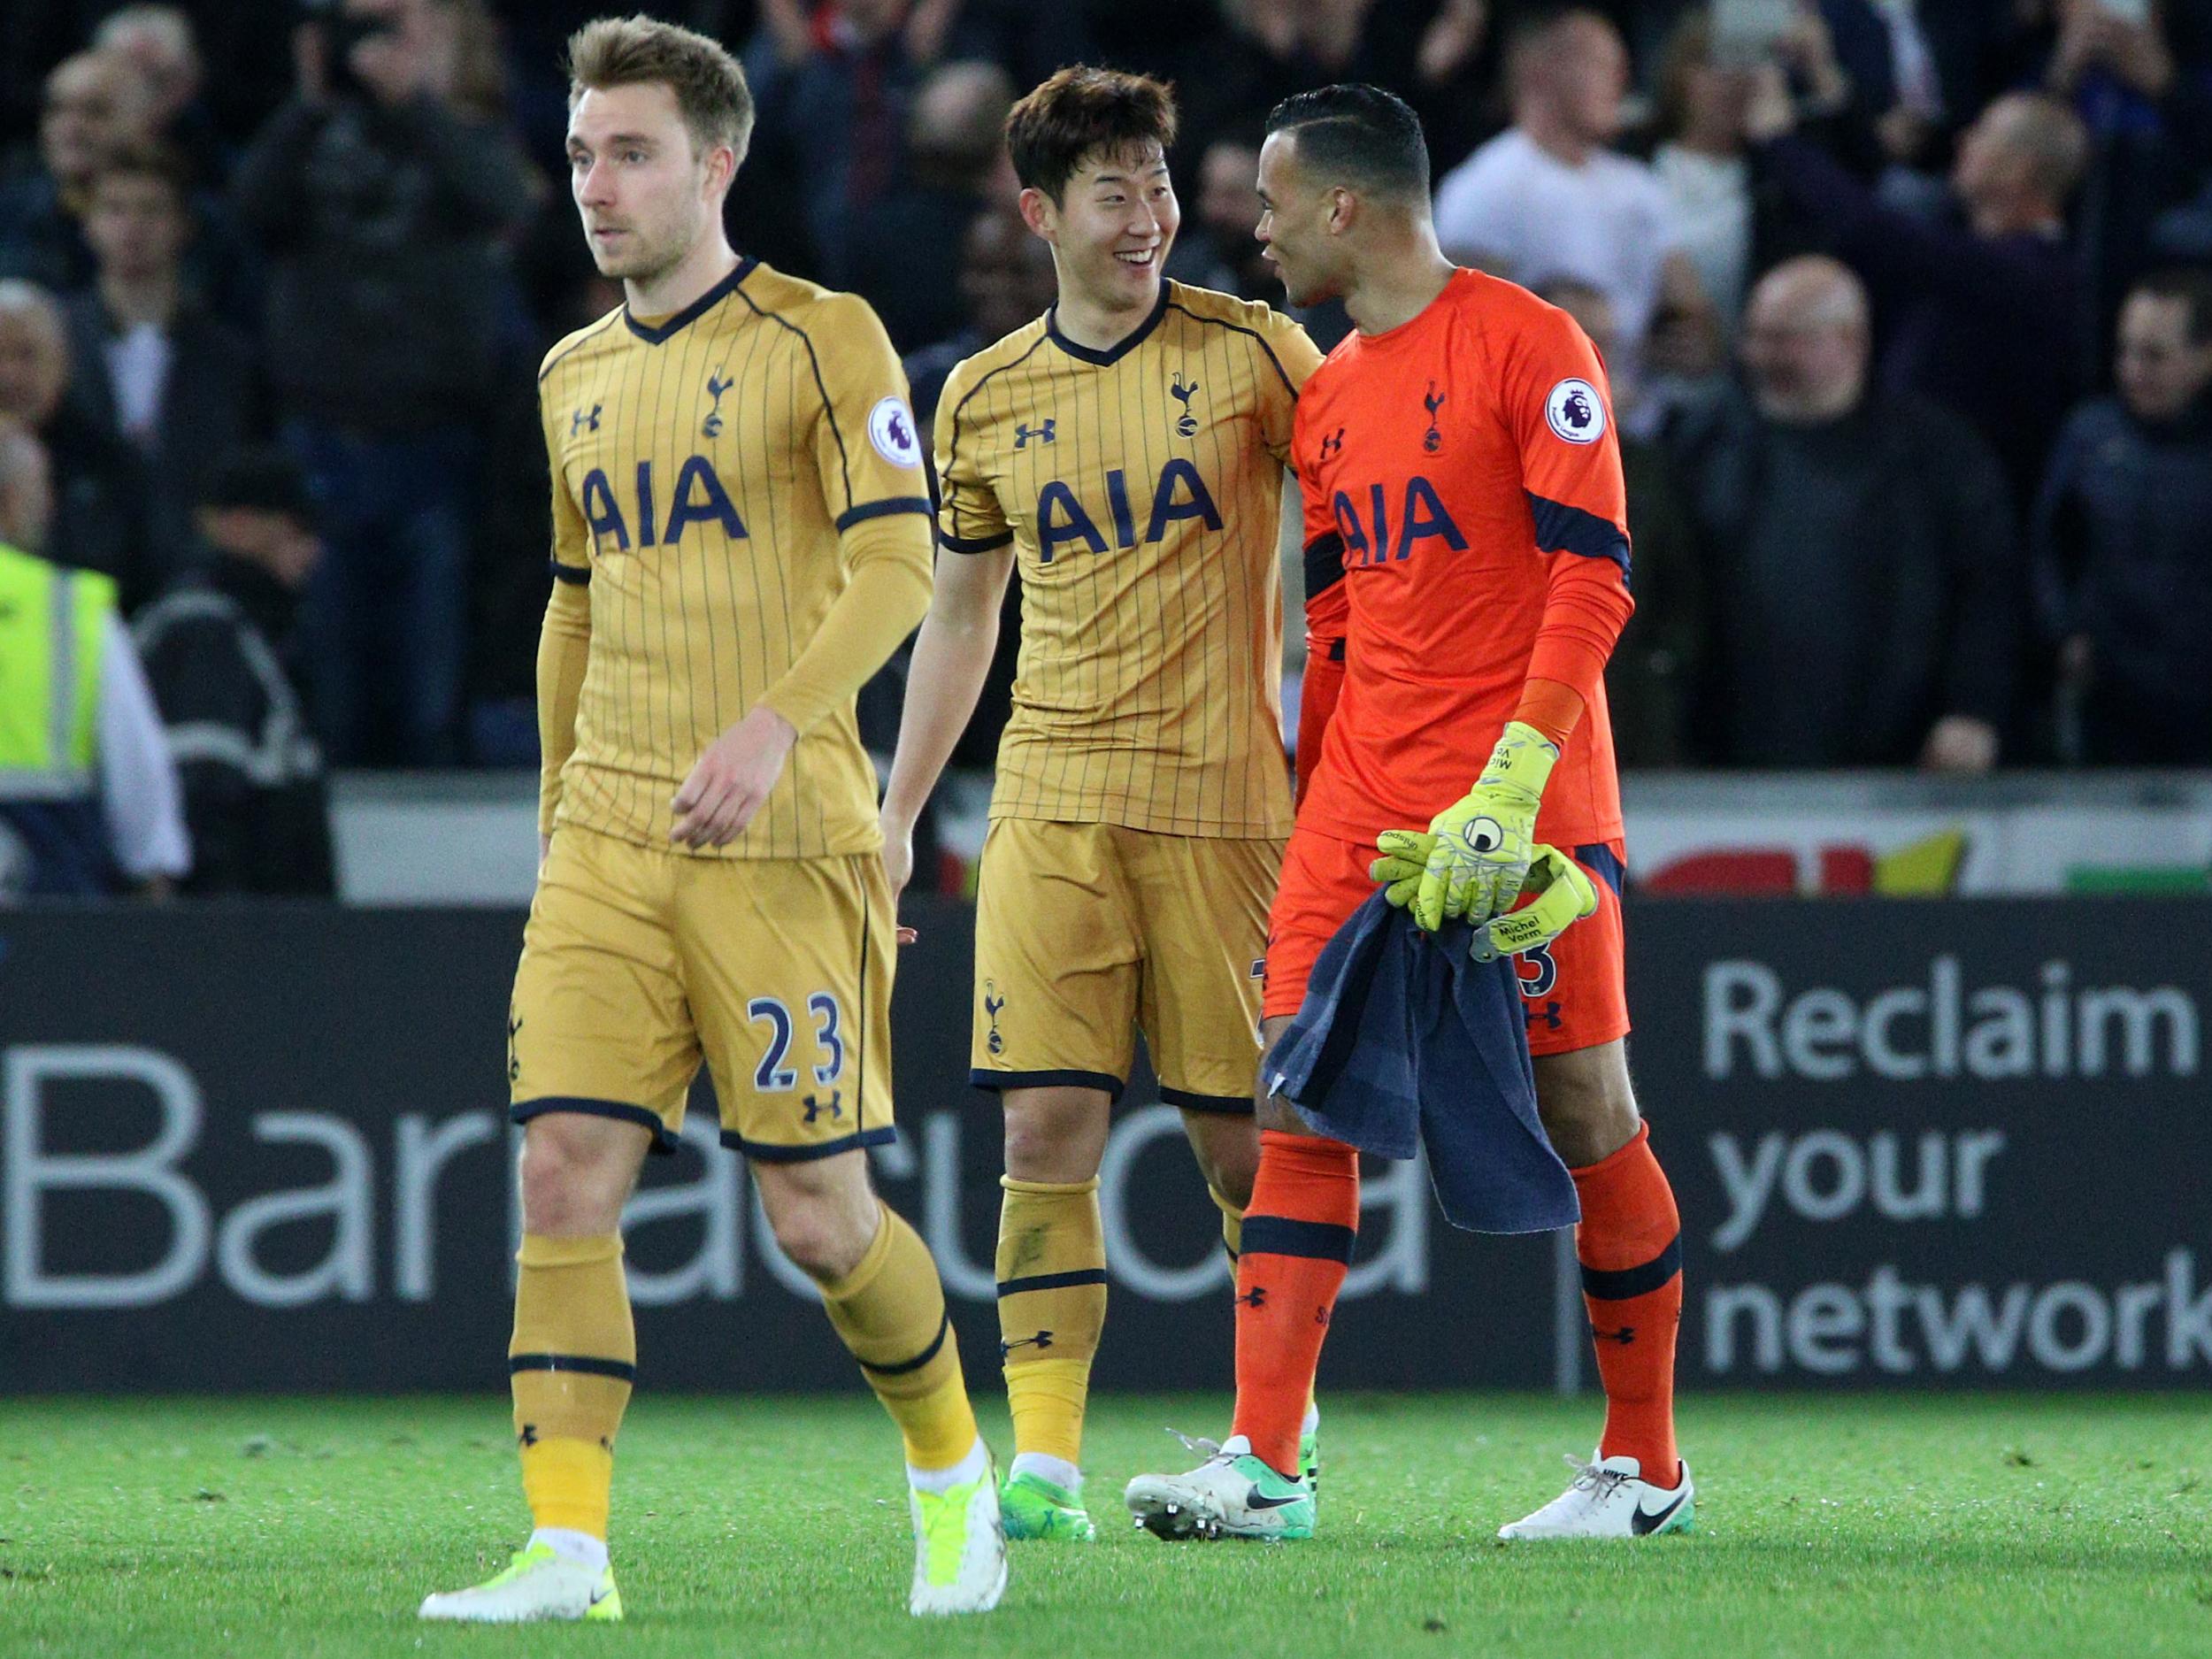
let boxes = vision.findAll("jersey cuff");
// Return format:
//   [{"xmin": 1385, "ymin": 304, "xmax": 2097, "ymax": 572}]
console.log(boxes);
[
  {"xmin": 1303, "ymin": 530, "xmax": 1346, "ymax": 598},
  {"xmin": 834, "ymin": 495, "xmax": 932, "ymax": 533},
  {"xmin": 549, "ymin": 559, "xmax": 591, "ymax": 585},
  {"xmin": 938, "ymin": 526, "xmax": 1014, "ymax": 555}
]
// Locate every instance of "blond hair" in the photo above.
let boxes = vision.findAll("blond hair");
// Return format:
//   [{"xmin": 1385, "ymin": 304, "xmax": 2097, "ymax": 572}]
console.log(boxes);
[{"xmin": 565, "ymin": 14, "xmax": 753, "ymax": 166}]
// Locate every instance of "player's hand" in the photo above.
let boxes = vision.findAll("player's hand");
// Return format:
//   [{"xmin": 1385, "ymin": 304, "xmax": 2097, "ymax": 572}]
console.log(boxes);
[
  {"xmin": 1470, "ymin": 845, "xmax": 1596, "ymax": 964},
  {"xmin": 671, "ymin": 705, "xmax": 797, "ymax": 848},
  {"xmin": 1392, "ymin": 720, "xmax": 1559, "ymax": 933},
  {"xmin": 879, "ymin": 808, "xmax": 920, "ymax": 945}
]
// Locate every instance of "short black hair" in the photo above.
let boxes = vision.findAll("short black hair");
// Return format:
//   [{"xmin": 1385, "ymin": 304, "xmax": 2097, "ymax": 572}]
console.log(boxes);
[
  {"xmin": 1006, "ymin": 65, "xmax": 1179, "ymax": 205},
  {"xmin": 1263, "ymin": 83, "xmax": 1430, "ymax": 200},
  {"xmin": 2132, "ymin": 267, "xmax": 2212, "ymax": 346}
]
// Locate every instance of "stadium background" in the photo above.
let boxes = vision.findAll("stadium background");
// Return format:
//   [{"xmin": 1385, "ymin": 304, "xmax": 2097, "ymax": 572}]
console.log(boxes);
[{"xmin": 2, "ymin": 0, "xmax": 2208, "ymax": 1409}]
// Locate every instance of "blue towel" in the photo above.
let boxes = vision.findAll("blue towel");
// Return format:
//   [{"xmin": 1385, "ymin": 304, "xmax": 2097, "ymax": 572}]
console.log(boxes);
[{"xmin": 1264, "ymin": 888, "xmax": 1580, "ymax": 1235}]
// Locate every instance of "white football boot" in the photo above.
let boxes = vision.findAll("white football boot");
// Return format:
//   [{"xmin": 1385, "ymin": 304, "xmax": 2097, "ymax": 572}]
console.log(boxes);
[
  {"xmin": 419, "ymin": 1540, "xmax": 621, "ymax": 1622},
  {"xmin": 1125, "ymin": 1433, "xmax": 1316, "ymax": 1541},
  {"xmin": 908, "ymin": 1442, "xmax": 1009, "ymax": 1615},
  {"xmin": 1496, "ymin": 1453, "xmax": 1695, "ymax": 1540}
]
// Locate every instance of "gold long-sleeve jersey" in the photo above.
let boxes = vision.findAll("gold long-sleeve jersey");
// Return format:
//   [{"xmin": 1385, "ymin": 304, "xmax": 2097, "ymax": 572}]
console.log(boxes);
[
  {"xmin": 539, "ymin": 259, "xmax": 932, "ymax": 859},
  {"xmin": 935, "ymin": 281, "xmax": 1324, "ymax": 838}
]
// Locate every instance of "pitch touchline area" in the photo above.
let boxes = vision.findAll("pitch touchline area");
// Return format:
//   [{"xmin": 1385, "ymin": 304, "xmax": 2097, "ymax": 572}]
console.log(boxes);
[{"xmin": 2, "ymin": 1392, "xmax": 2206, "ymax": 1657}]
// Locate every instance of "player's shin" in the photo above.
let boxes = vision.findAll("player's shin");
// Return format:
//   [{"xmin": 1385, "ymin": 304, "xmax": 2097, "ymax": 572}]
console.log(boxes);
[
  {"xmin": 823, "ymin": 1201, "xmax": 980, "ymax": 1473},
  {"xmin": 1571, "ymin": 1123, "xmax": 1683, "ymax": 1483},
  {"xmin": 510, "ymin": 1233, "xmax": 635, "ymax": 1548},
  {"xmin": 995, "ymin": 1177, "xmax": 1106, "ymax": 1484},
  {"xmin": 1230, "ymin": 1131, "xmax": 1358, "ymax": 1478}
]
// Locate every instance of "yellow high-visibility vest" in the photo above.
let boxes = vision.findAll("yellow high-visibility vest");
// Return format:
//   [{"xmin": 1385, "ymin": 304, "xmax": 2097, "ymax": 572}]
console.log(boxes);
[{"xmin": 0, "ymin": 541, "xmax": 113, "ymax": 799}]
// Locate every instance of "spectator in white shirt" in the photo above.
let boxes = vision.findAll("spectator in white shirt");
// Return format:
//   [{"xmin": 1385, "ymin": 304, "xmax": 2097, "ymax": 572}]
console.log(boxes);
[{"xmin": 1432, "ymin": 6, "xmax": 1719, "ymax": 426}]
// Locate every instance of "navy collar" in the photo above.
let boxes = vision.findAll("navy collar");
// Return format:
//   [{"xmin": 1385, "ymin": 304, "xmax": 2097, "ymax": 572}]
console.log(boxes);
[
  {"xmin": 624, "ymin": 257, "xmax": 757, "ymax": 344},
  {"xmin": 1046, "ymin": 281, "xmax": 1171, "ymax": 366}
]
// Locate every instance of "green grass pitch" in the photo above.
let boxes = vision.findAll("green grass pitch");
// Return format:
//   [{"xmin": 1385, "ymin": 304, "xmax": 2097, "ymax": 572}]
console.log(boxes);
[{"xmin": 4, "ymin": 1392, "xmax": 2208, "ymax": 1657}]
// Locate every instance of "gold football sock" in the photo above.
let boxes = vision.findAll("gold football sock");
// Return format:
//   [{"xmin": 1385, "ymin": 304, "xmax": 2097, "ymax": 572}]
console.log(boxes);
[
  {"xmin": 1211, "ymin": 1183, "xmax": 1244, "ymax": 1266},
  {"xmin": 996, "ymin": 1176, "xmax": 1107, "ymax": 1469},
  {"xmin": 511, "ymin": 1232, "xmax": 634, "ymax": 1539},
  {"xmin": 821, "ymin": 1202, "xmax": 978, "ymax": 1471}
]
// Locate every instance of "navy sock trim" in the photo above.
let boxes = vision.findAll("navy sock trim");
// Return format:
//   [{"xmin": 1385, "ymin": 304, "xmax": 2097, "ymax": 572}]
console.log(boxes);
[
  {"xmin": 509, "ymin": 1353, "xmax": 637, "ymax": 1382},
  {"xmin": 1579, "ymin": 1235, "xmax": 1682, "ymax": 1302},
  {"xmin": 856, "ymin": 1310, "xmax": 950, "ymax": 1377},
  {"xmin": 996, "ymin": 1268, "xmax": 1110, "ymax": 1297},
  {"xmin": 1240, "ymin": 1216, "xmax": 1356, "ymax": 1264}
]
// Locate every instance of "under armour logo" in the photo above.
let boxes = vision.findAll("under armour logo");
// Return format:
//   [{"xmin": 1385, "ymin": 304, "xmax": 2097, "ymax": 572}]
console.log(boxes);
[
  {"xmin": 1171, "ymin": 373, "xmax": 1201, "ymax": 437},
  {"xmin": 1319, "ymin": 426, "xmax": 1345, "ymax": 460},
  {"xmin": 1234, "ymin": 1286, "xmax": 1268, "ymax": 1310},
  {"xmin": 802, "ymin": 1090, "xmax": 844, "ymax": 1124},
  {"xmin": 1015, "ymin": 419, "xmax": 1056, "ymax": 449},
  {"xmin": 1525, "ymin": 999, "xmax": 1565, "ymax": 1033},
  {"xmin": 572, "ymin": 403, "xmax": 602, "ymax": 436},
  {"xmin": 1591, "ymin": 1325, "xmax": 1636, "ymax": 1346},
  {"xmin": 1001, "ymin": 1331, "xmax": 1054, "ymax": 1358},
  {"xmin": 518, "ymin": 1424, "xmax": 539, "ymax": 1447},
  {"xmin": 703, "ymin": 371, "xmax": 732, "ymax": 437}
]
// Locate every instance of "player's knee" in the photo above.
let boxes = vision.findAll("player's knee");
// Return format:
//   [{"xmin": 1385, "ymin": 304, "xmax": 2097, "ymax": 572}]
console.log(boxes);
[
  {"xmin": 518, "ymin": 1118, "xmax": 632, "ymax": 1234},
  {"xmin": 766, "ymin": 1202, "xmax": 872, "ymax": 1281},
  {"xmin": 1000, "ymin": 1088, "xmax": 1108, "ymax": 1184},
  {"xmin": 1184, "ymin": 1116, "xmax": 1259, "ymax": 1209},
  {"xmin": 1533, "ymin": 1045, "xmax": 1640, "ymax": 1167}
]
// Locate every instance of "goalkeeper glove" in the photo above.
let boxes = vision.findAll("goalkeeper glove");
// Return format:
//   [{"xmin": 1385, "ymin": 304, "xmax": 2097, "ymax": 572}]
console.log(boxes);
[
  {"xmin": 1371, "ymin": 842, "xmax": 1599, "ymax": 964},
  {"xmin": 1374, "ymin": 720, "xmax": 1559, "ymax": 933}
]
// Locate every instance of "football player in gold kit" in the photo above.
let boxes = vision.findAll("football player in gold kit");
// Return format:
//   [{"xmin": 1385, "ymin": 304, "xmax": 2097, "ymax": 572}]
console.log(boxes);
[
  {"xmin": 419, "ymin": 17, "xmax": 1004, "ymax": 1624},
  {"xmin": 879, "ymin": 66, "xmax": 1324, "ymax": 1541}
]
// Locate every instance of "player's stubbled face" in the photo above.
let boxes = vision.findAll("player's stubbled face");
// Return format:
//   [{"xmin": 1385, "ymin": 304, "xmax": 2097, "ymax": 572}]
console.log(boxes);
[
  {"xmin": 1255, "ymin": 131, "xmax": 1335, "ymax": 310},
  {"xmin": 1055, "ymin": 145, "xmax": 1178, "ymax": 312},
  {"xmin": 568, "ymin": 83, "xmax": 716, "ymax": 283}
]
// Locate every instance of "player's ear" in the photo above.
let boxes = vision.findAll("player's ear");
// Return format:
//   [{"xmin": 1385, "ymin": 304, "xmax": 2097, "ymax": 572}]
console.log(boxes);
[
  {"xmin": 1017, "ymin": 186, "xmax": 1057, "ymax": 244},
  {"xmin": 1326, "ymin": 186, "xmax": 1356, "ymax": 235}
]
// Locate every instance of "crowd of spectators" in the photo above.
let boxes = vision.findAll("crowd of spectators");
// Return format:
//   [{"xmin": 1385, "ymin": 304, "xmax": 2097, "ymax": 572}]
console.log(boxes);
[{"xmin": 2, "ymin": 0, "xmax": 2209, "ymax": 895}]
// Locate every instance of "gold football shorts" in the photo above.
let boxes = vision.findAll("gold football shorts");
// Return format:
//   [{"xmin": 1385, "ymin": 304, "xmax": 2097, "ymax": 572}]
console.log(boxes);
[
  {"xmin": 510, "ymin": 826, "xmax": 894, "ymax": 1161},
  {"xmin": 970, "ymin": 818, "xmax": 1282, "ymax": 1111}
]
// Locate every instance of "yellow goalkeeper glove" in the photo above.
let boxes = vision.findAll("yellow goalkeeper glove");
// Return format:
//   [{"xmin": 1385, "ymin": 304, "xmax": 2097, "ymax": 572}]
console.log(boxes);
[
  {"xmin": 1373, "ymin": 720, "xmax": 1558, "ymax": 933},
  {"xmin": 1371, "ymin": 841, "xmax": 1599, "ymax": 964}
]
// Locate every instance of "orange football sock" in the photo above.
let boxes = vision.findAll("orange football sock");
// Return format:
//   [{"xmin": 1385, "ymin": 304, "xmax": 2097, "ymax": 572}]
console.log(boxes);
[
  {"xmin": 1230, "ymin": 1131, "xmax": 1359, "ymax": 1478},
  {"xmin": 1571, "ymin": 1122, "xmax": 1682, "ymax": 1484}
]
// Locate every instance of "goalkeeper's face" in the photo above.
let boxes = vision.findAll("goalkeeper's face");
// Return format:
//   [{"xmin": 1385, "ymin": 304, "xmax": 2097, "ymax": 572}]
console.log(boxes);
[
  {"xmin": 568, "ymin": 83, "xmax": 731, "ymax": 284},
  {"xmin": 1255, "ymin": 132, "xmax": 1342, "ymax": 309}
]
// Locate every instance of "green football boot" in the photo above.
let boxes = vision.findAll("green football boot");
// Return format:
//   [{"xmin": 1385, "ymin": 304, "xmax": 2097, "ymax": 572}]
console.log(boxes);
[{"xmin": 1000, "ymin": 1469, "xmax": 1097, "ymax": 1541}]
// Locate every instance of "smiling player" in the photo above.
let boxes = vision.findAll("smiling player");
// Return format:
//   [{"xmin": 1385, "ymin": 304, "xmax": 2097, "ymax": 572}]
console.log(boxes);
[{"xmin": 879, "ymin": 66, "xmax": 1323, "ymax": 1541}]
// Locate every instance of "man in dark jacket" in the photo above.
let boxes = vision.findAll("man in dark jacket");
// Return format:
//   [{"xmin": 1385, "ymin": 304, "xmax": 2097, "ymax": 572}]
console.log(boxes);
[
  {"xmin": 2033, "ymin": 270, "xmax": 2212, "ymax": 765},
  {"xmin": 65, "ymin": 141, "xmax": 265, "ymax": 572},
  {"xmin": 133, "ymin": 445, "xmax": 334, "ymax": 895},
  {"xmin": 1674, "ymin": 257, "xmax": 2019, "ymax": 770},
  {"xmin": 232, "ymin": 0, "xmax": 534, "ymax": 764}
]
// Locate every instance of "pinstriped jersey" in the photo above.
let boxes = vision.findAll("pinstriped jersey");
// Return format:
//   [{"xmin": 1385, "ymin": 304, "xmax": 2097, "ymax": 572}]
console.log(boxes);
[
  {"xmin": 539, "ymin": 258, "xmax": 931, "ymax": 859},
  {"xmin": 934, "ymin": 281, "xmax": 1323, "ymax": 837}
]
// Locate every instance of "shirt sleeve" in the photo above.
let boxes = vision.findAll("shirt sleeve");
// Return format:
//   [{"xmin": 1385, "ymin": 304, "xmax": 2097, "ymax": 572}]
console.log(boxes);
[
  {"xmin": 537, "ymin": 382, "xmax": 592, "ymax": 838},
  {"xmin": 1256, "ymin": 311, "xmax": 1325, "ymax": 467},
  {"xmin": 933, "ymin": 357, "xmax": 1013, "ymax": 554},
  {"xmin": 1291, "ymin": 399, "xmax": 1348, "ymax": 799},
  {"xmin": 97, "ymin": 612, "xmax": 191, "ymax": 881},
  {"xmin": 1498, "ymin": 303, "xmax": 1636, "ymax": 729},
  {"xmin": 810, "ymin": 291, "xmax": 934, "ymax": 530}
]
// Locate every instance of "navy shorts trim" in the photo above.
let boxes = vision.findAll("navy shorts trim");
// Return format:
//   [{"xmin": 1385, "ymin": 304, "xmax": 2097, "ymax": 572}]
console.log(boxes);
[
  {"xmin": 511, "ymin": 1097, "xmax": 679, "ymax": 1156},
  {"xmin": 971, "ymin": 1068, "xmax": 1125, "ymax": 1102},
  {"xmin": 1161, "ymin": 1085, "xmax": 1255, "ymax": 1116},
  {"xmin": 722, "ymin": 1125, "xmax": 898, "ymax": 1163}
]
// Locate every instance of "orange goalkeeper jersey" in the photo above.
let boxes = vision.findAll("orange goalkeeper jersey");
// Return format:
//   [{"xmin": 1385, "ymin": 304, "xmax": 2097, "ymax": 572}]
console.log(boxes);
[{"xmin": 1294, "ymin": 268, "xmax": 1634, "ymax": 849}]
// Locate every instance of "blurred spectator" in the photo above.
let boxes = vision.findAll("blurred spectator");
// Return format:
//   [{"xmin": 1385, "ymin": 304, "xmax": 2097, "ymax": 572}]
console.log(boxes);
[
  {"xmin": 2034, "ymin": 269, "xmax": 2212, "ymax": 766},
  {"xmin": 847, "ymin": 58, "xmax": 1016, "ymax": 352},
  {"xmin": 234, "ymin": 0, "xmax": 534, "ymax": 766},
  {"xmin": 1433, "ymin": 8, "xmax": 1722, "ymax": 429},
  {"xmin": 749, "ymin": 0, "xmax": 971, "ymax": 286},
  {"xmin": 0, "ymin": 49, "xmax": 259, "ymax": 327},
  {"xmin": 1539, "ymin": 277, "xmax": 1706, "ymax": 767},
  {"xmin": 0, "ymin": 417, "xmax": 188, "ymax": 898},
  {"xmin": 134, "ymin": 444, "xmax": 335, "ymax": 894},
  {"xmin": 92, "ymin": 5, "xmax": 227, "ymax": 186},
  {"xmin": 0, "ymin": 278, "xmax": 165, "ymax": 610},
  {"xmin": 1748, "ymin": 70, "xmax": 2089, "ymax": 514},
  {"xmin": 1648, "ymin": 10, "xmax": 1758, "ymax": 331},
  {"xmin": 65, "ymin": 141, "xmax": 265, "ymax": 569},
  {"xmin": 1167, "ymin": 137, "xmax": 1275, "ymax": 301},
  {"xmin": 903, "ymin": 205, "xmax": 1058, "ymax": 422},
  {"xmin": 1672, "ymin": 257, "xmax": 2017, "ymax": 771}
]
